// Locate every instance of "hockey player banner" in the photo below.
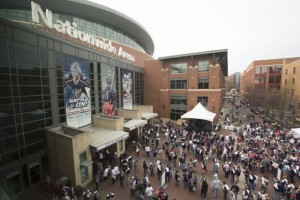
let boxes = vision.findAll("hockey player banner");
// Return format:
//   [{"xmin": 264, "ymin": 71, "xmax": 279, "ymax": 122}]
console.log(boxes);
[
  {"xmin": 122, "ymin": 69, "xmax": 132, "ymax": 109},
  {"xmin": 101, "ymin": 65, "xmax": 117, "ymax": 116},
  {"xmin": 63, "ymin": 54, "xmax": 91, "ymax": 128}
]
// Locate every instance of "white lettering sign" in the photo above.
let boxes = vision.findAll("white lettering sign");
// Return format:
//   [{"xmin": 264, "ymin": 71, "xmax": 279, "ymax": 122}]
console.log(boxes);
[{"xmin": 31, "ymin": 1, "xmax": 135, "ymax": 62}]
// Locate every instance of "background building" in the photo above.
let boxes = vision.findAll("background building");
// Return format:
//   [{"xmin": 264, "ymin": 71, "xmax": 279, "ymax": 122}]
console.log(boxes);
[
  {"xmin": 225, "ymin": 73, "xmax": 236, "ymax": 93},
  {"xmin": 240, "ymin": 58, "xmax": 299, "ymax": 106},
  {"xmin": 281, "ymin": 59, "xmax": 300, "ymax": 120},
  {"xmin": 144, "ymin": 50, "xmax": 228, "ymax": 122}
]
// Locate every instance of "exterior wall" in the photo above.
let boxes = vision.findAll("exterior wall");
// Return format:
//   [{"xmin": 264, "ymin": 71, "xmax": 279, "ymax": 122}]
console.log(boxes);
[
  {"xmin": 118, "ymin": 109, "xmax": 142, "ymax": 119},
  {"xmin": 281, "ymin": 59, "xmax": 300, "ymax": 116},
  {"xmin": 144, "ymin": 60, "xmax": 163, "ymax": 115},
  {"xmin": 132, "ymin": 105, "xmax": 154, "ymax": 113},
  {"xmin": 145, "ymin": 54, "xmax": 226, "ymax": 121},
  {"xmin": 92, "ymin": 115, "xmax": 124, "ymax": 131},
  {"xmin": 46, "ymin": 128, "xmax": 92, "ymax": 187}
]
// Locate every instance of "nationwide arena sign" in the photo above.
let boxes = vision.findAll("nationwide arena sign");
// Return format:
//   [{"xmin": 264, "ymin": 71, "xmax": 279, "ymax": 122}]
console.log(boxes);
[{"xmin": 31, "ymin": 1, "xmax": 135, "ymax": 62}]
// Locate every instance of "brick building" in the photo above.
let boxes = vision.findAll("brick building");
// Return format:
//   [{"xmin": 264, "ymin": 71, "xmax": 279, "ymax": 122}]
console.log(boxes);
[
  {"xmin": 281, "ymin": 59, "xmax": 300, "ymax": 118},
  {"xmin": 240, "ymin": 58, "xmax": 298, "ymax": 104},
  {"xmin": 144, "ymin": 49, "xmax": 228, "ymax": 122}
]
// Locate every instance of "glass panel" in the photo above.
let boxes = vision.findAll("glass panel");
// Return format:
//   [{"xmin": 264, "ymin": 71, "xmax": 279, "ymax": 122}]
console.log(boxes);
[
  {"xmin": 6, "ymin": 171, "xmax": 21, "ymax": 197},
  {"xmin": 170, "ymin": 63, "xmax": 187, "ymax": 74},
  {"xmin": 0, "ymin": 61, "xmax": 10, "ymax": 74},
  {"xmin": 0, "ymin": 136, "xmax": 18, "ymax": 153},
  {"xmin": 29, "ymin": 162, "xmax": 41, "ymax": 184},
  {"xmin": 26, "ymin": 141, "xmax": 46, "ymax": 155},
  {"xmin": 79, "ymin": 152, "xmax": 89, "ymax": 183},
  {"xmin": 198, "ymin": 61, "xmax": 209, "ymax": 71},
  {"xmin": 15, "ymin": 42, "xmax": 39, "ymax": 66},
  {"xmin": 23, "ymin": 121, "xmax": 45, "ymax": 133},
  {"xmin": 19, "ymin": 86, "xmax": 42, "ymax": 96},
  {"xmin": 18, "ymin": 75, "xmax": 41, "ymax": 85},
  {"xmin": 22, "ymin": 163, "xmax": 30, "ymax": 189},
  {"xmin": 24, "ymin": 129, "xmax": 45, "ymax": 145}
]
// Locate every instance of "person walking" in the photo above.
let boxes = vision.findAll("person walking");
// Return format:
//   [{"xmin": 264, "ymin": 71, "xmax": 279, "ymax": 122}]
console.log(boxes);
[
  {"xmin": 273, "ymin": 180, "xmax": 283, "ymax": 200},
  {"xmin": 223, "ymin": 181, "xmax": 230, "ymax": 200},
  {"xmin": 212, "ymin": 176, "xmax": 221, "ymax": 198},
  {"xmin": 175, "ymin": 170, "xmax": 180, "ymax": 187},
  {"xmin": 200, "ymin": 177, "xmax": 208, "ymax": 198},
  {"xmin": 145, "ymin": 184, "xmax": 154, "ymax": 200},
  {"xmin": 235, "ymin": 166, "xmax": 241, "ymax": 183}
]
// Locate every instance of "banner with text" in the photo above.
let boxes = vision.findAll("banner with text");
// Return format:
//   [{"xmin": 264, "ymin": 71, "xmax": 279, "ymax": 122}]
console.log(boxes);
[
  {"xmin": 122, "ymin": 69, "xmax": 132, "ymax": 109},
  {"xmin": 63, "ymin": 54, "xmax": 91, "ymax": 128},
  {"xmin": 101, "ymin": 64, "xmax": 117, "ymax": 116}
]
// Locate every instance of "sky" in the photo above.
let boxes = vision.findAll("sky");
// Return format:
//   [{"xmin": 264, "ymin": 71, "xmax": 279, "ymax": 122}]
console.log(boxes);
[{"xmin": 89, "ymin": 0, "xmax": 300, "ymax": 74}]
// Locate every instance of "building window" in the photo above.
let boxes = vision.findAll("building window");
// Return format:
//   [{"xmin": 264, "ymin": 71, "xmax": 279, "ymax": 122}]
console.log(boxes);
[
  {"xmin": 79, "ymin": 152, "xmax": 88, "ymax": 183},
  {"xmin": 270, "ymin": 65, "xmax": 282, "ymax": 73},
  {"xmin": 197, "ymin": 96, "xmax": 208, "ymax": 108},
  {"xmin": 275, "ymin": 76, "xmax": 281, "ymax": 84},
  {"xmin": 285, "ymin": 79, "xmax": 287, "ymax": 85},
  {"xmin": 294, "ymin": 67, "xmax": 296, "ymax": 74},
  {"xmin": 293, "ymin": 78, "xmax": 295, "ymax": 85},
  {"xmin": 170, "ymin": 95, "xmax": 187, "ymax": 120},
  {"xmin": 286, "ymin": 69, "xmax": 288, "ymax": 75},
  {"xmin": 255, "ymin": 67, "xmax": 261, "ymax": 74},
  {"xmin": 198, "ymin": 78, "xmax": 209, "ymax": 89},
  {"xmin": 170, "ymin": 79, "xmax": 187, "ymax": 89},
  {"xmin": 261, "ymin": 66, "xmax": 267, "ymax": 73},
  {"xmin": 269, "ymin": 76, "xmax": 274, "ymax": 83},
  {"xmin": 198, "ymin": 61, "xmax": 209, "ymax": 72},
  {"xmin": 255, "ymin": 77, "xmax": 266, "ymax": 84},
  {"xmin": 170, "ymin": 63, "xmax": 188, "ymax": 74}
]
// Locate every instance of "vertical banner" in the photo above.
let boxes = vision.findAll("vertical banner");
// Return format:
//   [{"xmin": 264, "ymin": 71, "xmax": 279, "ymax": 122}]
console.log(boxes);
[
  {"xmin": 101, "ymin": 65, "xmax": 117, "ymax": 116},
  {"xmin": 63, "ymin": 54, "xmax": 91, "ymax": 128},
  {"xmin": 122, "ymin": 69, "xmax": 132, "ymax": 109}
]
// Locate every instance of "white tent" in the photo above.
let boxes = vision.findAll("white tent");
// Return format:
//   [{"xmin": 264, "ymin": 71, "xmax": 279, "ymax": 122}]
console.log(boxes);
[
  {"xmin": 290, "ymin": 128, "xmax": 300, "ymax": 138},
  {"xmin": 181, "ymin": 102, "xmax": 216, "ymax": 122}
]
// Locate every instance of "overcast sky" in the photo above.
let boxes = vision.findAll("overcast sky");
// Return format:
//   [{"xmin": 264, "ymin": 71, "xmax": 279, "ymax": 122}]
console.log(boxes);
[{"xmin": 89, "ymin": 0, "xmax": 300, "ymax": 74}]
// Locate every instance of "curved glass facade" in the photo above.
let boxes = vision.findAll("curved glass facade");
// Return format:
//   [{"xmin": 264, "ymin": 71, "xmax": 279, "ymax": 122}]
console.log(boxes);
[
  {"xmin": 0, "ymin": 9, "xmax": 146, "ymax": 53},
  {"xmin": 0, "ymin": 18, "xmax": 144, "ymax": 198}
]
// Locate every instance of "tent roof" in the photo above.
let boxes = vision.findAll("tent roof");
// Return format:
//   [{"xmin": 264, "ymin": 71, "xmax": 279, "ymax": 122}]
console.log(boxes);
[
  {"xmin": 291, "ymin": 128, "xmax": 300, "ymax": 134},
  {"xmin": 291, "ymin": 128, "xmax": 300, "ymax": 138},
  {"xmin": 181, "ymin": 102, "xmax": 216, "ymax": 122}
]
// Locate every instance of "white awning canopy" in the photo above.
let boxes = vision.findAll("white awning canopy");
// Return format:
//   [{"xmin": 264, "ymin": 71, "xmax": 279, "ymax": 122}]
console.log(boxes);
[
  {"xmin": 142, "ymin": 112, "xmax": 158, "ymax": 120},
  {"xmin": 181, "ymin": 102, "xmax": 216, "ymax": 122},
  {"xmin": 124, "ymin": 119, "xmax": 147, "ymax": 131},
  {"xmin": 88, "ymin": 128, "xmax": 129, "ymax": 151},
  {"xmin": 290, "ymin": 128, "xmax": 300, "ymax": 138}
]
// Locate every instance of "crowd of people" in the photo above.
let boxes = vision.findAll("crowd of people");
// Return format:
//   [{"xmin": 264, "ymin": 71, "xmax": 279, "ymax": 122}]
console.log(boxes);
[{"xmin": 89, "ymin": 97, "xmax": 300, "ymax": 200}]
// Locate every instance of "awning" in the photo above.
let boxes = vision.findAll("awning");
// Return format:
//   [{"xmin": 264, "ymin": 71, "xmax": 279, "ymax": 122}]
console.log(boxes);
[
  {"xmin": 181, "ymin": 102, "xmax": 216, "ymax": 122},
  {"xmin": 87, "ymin": 127, "xmax": 129, "ymax": 151},
  {"xmin": 80, "ymin": 160, "xmax": 93, "ymax": 167},
  {"xmin": 124, "ymin": 119, "xmax": 147, "ymax": 131},
  {"xmin": 142, "ymin": 112, "xmax": 158, "ymax": 120}
]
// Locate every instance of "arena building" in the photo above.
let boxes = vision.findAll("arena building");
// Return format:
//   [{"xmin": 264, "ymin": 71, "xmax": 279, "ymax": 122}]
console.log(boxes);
[{"xmin": 0, "ymin": 0, "xmax": 155, "ymax": 198}]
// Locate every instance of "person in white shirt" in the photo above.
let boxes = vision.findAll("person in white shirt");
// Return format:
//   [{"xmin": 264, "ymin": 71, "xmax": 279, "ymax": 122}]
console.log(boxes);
[
  {"xmin": 103, "ymin": 166, "xmax": 111, "ymax": 181},
  {"xmin": 145, "ymin": 184, "xmax": 154, "ymax": 200},
  {"xmin": 145, "ymin": 146, "xmax": 151, "ymax": 157},
  {"xmin": 260, "ymin": 175, "xmax": 269, "ymax": 192}
]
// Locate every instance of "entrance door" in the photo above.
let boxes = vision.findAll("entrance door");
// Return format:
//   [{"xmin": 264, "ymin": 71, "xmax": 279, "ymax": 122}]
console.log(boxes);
[
  {"xmin": 6, "ymin": 170, "xmax": 21, "ymax": 197},
  {"xmin": 29, "ymin": 161, "xmax": 41, "ymax": 184}
]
